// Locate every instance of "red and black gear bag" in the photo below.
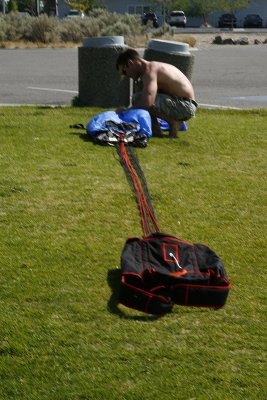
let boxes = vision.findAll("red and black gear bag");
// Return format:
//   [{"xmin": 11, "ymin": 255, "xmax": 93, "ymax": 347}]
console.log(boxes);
[{"xmin": 119, "ymin": 232, "xmax": 230, "ymax": 315}]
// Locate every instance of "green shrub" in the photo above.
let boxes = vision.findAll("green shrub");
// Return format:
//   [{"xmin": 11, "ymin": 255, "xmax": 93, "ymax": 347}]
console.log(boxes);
[
  {"xmin": 0, "ymin": 14, "xmax": 7, "ymax": 41},
  {"xmin": 88, "ymin": 7, "xmax": 107, "ymax": 18},
  {"xmin": 60, "ymin": 18, "xmax": 86, "ymax": 43},
  {"xmin": 79, "ymin": 17, "xmax": 102, "ymax": 38},
  {"xmin": 59, "ymin": 12, "xmax": 142, "ymax": 44},
  {"xmin": 100, "ymin": 21, "xmax": 133, "ymax": 37},
  {"xmin": 4, "ymin": 12, "xmax": 32, "ymax": 41},
  {"xmin": 153, "ymin": 23, "xmax": 175, "ymax": 37},
  {"xmin": 27, "ymin": 14, "xmax": 60, "ymax": 43},
  {"xmin": 0, "ymin": 11, "xmax": 184, "ymax": 47}
]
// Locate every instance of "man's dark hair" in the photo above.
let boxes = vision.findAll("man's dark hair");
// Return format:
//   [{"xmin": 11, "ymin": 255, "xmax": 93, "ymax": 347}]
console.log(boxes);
[{"xmin": 116, "ymin": 48, "xmax": 141, "ymax": 70}]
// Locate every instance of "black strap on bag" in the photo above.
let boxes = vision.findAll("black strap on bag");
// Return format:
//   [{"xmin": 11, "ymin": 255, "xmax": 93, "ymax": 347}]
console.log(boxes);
[{"xmin": 116, "ymin": 140, "xmax": 230, "ymax": 316}]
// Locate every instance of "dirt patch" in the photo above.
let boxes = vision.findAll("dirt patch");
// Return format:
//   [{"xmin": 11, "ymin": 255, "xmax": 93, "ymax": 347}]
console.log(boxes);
[{"xmin": 1, "ymin": 32, "xmax": 266, "ymax": 49}]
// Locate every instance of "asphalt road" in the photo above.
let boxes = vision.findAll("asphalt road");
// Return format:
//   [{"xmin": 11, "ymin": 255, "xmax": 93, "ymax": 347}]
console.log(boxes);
[
  {"xmin": 191, "ymin": 45, "xmax": 267, "ymax": 109},
  {"xmin": 0, "ymin": 48, "xmax": 78, "ymax": 106},
  {"xmin": 0, "ymin": 45, "xmax": 266, "ymax": 109}
]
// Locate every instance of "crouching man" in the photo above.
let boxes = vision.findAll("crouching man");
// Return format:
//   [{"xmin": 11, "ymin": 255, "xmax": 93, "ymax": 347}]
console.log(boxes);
[{"xmin": 116, "ymin": 48, "xmax": 198, "ymax": 138}]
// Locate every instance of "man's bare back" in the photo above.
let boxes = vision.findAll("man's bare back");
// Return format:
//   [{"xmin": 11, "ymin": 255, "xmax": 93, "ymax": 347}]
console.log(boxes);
[{"xmin": 148, "ymin": 61, "xmax": 195, "ymax": 100}]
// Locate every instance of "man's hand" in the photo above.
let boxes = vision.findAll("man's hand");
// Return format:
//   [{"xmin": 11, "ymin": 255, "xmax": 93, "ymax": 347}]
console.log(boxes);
[{"xmin": 115, "ymin": 107, "xmax": 127, "ymax": 114}]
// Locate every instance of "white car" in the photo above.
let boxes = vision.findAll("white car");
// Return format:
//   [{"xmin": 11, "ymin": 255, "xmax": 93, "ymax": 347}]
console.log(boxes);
[
  {"xmin": 168, "ymin": 11, "xmax": 187, "ymax": 27},
  {"xmin": 66, "ymin": 10, "xmax": 85, "ymax": 19}
]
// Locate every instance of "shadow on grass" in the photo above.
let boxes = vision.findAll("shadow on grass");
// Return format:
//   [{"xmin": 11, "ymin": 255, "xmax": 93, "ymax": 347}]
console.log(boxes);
[
  {"xmin": 69, "ymin": 129, "xmax": 92, "ymax": 143},
  {"xmin": 69, "ymin": 128, "xmax": 190, "ymax": 147},
  {"xmin": 107, "ymin": 269, "xmax": 161, "ymax": 321}
]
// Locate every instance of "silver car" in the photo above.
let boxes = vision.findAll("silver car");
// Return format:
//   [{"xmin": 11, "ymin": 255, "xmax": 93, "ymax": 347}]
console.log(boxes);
[
  {"xmin": 168, "ymin": 10, "xmax": 187, "ymax": 27},
  {"xmin": 66, "ymin": 9, "xmax": 85, "ymax": 19}
]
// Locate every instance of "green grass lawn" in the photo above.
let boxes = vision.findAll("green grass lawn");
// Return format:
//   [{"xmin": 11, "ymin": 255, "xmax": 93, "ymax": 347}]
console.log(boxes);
[{"xmin": 0, "ymin": 106, "xmax": 266, "ymax": 400}]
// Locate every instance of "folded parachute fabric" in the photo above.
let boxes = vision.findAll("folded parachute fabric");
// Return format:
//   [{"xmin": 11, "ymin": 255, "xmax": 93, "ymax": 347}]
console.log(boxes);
[
  {"xmin": 86, "ymin": 109, "xmax": 188, "ymax": 147},
  {"xmin": 87, "ymin": 109, "xmax": 152, "ymax": 137},
  {"xmin": 157, "ymin": 118, "xmax": 188, "ymax": 132}
]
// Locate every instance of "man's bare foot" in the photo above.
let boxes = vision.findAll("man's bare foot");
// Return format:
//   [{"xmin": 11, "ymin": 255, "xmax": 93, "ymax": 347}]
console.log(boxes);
[
  {"xmin": 152, "ymin": 117, "xmax": 164, "ymax": 137},
  {"xmin": 153, "ymin": 126, "xmax": 164, "ymax": 137},
  {"xmin": 168, "ymin": 121, "xmax": 184, "ymax": 138}
]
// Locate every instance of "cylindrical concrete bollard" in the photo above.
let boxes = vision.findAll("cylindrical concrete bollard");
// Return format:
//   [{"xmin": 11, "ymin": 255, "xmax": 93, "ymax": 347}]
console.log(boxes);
[
  {"xmin": 78, "ymin": 36, "xmax": 130, "ymax": 107},
  {"xmin": 144, "ymin": 39, "xmax": 194, "ymax": 80}
]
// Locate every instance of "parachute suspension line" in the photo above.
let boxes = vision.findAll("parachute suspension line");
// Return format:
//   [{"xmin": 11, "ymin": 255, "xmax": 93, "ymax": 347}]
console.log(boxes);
[
  {"xmin": 126, "ymin": 146, "xmax": 156, "ymax": 219},
  {"xmin": 125, "ymin": 145, "xmax": 159, "ymax": 234},
  {"xmin": 117, "ymin": 140, "xmax": 160, "ymax": 236},
  {"xmin": 117, "ymin": 141, "xmax": 151, "ymax": 236}
]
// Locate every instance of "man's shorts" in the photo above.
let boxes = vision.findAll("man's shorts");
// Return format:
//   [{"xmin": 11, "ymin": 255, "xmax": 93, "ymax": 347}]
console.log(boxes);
[{"xmin": 152, "ymin": 94, "xmax": 198, "ymax": 122}]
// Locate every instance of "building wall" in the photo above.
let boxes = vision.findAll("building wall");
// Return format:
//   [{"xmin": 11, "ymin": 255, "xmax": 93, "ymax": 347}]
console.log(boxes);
[
  {"xmin": 208, "ymin": 0, "xmax": 267, "ymax": 27},
  {"xmin": 57, "ymin": 0, "xmax": 72, "ymax": 18},
  {"xmin": 58, "ymin": 0, "xmax": 267, "ymax": 27},
  {"xmin": 104, "ymin": 0, "xmax": 150, "ymax": 14},
  {"xmin": 57, "ymin": 0, "xmax": 150, "ymax": 18},
  {"xmin": 104, "ymin": 0, "xmax": 267, "ymax": 27},
  {"xmin": 241, "ymin": 0, "xmax": 267, "ymax": 27}
]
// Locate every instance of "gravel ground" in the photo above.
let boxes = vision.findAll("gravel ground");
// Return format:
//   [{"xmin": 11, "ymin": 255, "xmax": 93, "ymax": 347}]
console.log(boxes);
[
  {"xmin": 1, "ymin": 32, "xmax": 266, "ymax": 49},
  {"xmin": 192, "ymin": 32, "xmax": 267, "ymax": 48}
]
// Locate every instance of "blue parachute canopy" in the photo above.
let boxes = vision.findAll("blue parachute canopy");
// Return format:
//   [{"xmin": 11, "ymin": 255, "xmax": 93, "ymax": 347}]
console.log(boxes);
[{"xmin": 87, "ymin": 109, "xmax": 152, "ymax": 138}]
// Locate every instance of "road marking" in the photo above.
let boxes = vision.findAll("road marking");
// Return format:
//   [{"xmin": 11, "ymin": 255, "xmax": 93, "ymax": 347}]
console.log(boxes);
[
  {"xmin": 199, "ymin": 103, "xmax": 242, "ymax": 110},
  {"xmin": 228, "ymin": 96, "xmax": 267, "ymax": 102},
  {"xmin": 1, "ymin": 100, "xmax": 243, "ymax": 110},
  {"xmin": 28, "ymin": 86, "xmax": 78, "ymax": 94},
  {"xmin": 0, "ymin": 103, "xmax": 68, "ymax": 107}
]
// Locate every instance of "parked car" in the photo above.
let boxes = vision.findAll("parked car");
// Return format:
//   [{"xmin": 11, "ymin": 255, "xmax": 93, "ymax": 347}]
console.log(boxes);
[
  {"xmin": 18, "ymin": 11, "xmax": 32, "ymax": 17},
  {"xmin": 243, "ymin": 14, "xmax": 263, "ymax": 28},
  {"xmin": 66, "ymin": 9, "xmax": 85, "ymax": 19},
  {"xmin": 218, "ymin": 13, "xmax": 237, "ymax": 28},
  {"xmin": 141, "ymin": 12, "xmax": 159, "ymax": 28},
  {"xmin": 167, "ymin": 10, "xmax": 187, "ymax": 27}
]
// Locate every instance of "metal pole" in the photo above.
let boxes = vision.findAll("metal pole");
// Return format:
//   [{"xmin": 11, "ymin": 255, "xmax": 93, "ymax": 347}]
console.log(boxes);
[
  {"xmin": 35, "ymin": 0, "xmax": 40, "ymax": 16},
  {"xmin": 2, "ymin": 0, "xmax": 5, "ymax": 15}
]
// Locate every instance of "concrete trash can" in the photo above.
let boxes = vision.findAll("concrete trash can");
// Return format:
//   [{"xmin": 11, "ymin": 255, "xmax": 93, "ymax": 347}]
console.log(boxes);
[
  {"xmin": 78, "ymin": 36, "xmax": 130, "ymax": 107},
  {"xmin": 144, "ymin": 39, "xmax": 194, "ymax": 80}
]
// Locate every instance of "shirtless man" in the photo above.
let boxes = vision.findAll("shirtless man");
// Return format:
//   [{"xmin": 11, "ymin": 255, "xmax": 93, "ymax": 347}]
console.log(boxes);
[{"xmin": 116, "ymin": 48, "xmax": 198, "ymax": 138}]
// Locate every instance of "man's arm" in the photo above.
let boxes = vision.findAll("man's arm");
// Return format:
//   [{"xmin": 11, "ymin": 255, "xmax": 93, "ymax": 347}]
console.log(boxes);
[{"xmin": 132, "ymin": 69, "xmax": 158, "ymax": 109}]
